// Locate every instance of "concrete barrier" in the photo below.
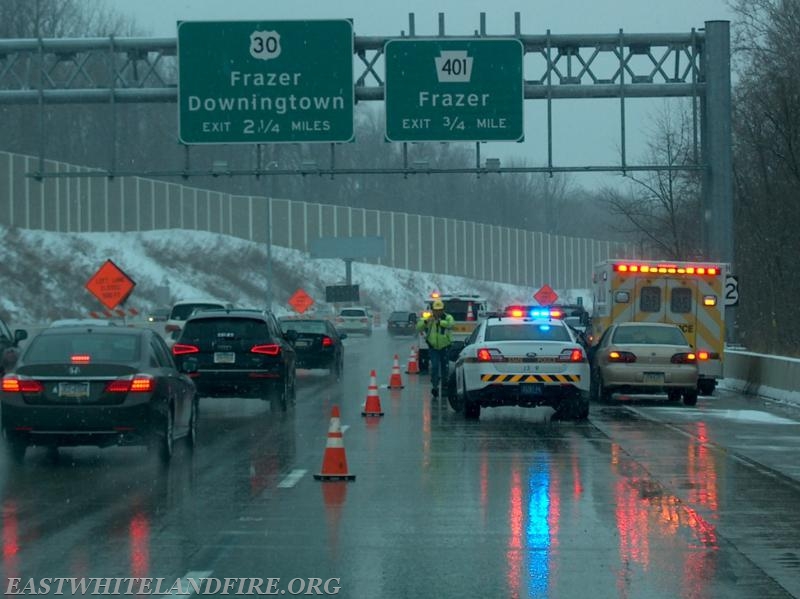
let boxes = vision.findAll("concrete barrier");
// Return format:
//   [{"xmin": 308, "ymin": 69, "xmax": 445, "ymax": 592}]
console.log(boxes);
[{"xmin": 723, "ymin": 350, "xmax": 800, "ymax": 405}]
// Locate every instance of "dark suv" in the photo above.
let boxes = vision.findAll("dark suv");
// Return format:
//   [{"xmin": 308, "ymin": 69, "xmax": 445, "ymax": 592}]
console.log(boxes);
[{"xmin": 171, "ymin": 309, "xmax": 297, "ymax": 411}]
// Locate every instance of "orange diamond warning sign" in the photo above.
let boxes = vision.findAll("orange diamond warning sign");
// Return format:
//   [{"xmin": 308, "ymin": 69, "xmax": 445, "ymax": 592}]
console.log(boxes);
[
  {"xmin": 85, "ymin": 260, "xmax": 136, "ymax": 310},
  {"xmin": 533, "ymin": 284, "xmax": 558, "ymax": 306},
  {"xmin": 288, "ymin": 288, "xmax": 314, "ymax": 314}
]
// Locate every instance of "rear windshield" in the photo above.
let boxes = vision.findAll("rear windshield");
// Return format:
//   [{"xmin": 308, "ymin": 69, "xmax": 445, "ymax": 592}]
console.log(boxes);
[
  {"xmin": 484, "ymin": 324, "xmax": 571, "ymax": 342},
  {"xmin": 281, "ymin": 320, "xmax": 327, "ymax": 335},
  {"xmin": 340, "ymin": 309, "xmax": 366, "ymax": 317},
  {"xmin": 170, "ymin": 303, "xmax": 226, "ymax": 321},
  {"xmin": 24, "ymin": 332, "xmax": 140, "ymax": 364},
  {"xmin": 389, "ymin": 312, "xmax": 413, "ymax": 321},
  {"xmin": 612, "ymin": 326, "xmax": 687, "ymax": 345},
  {"xmin": 180, "ymin": 318, "xmax": 270, "ymax": 341}
]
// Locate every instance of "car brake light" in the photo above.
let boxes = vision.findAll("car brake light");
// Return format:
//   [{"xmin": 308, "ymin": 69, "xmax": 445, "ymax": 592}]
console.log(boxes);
[
  {"xmin": 2, "ymin": 376, "xmax": 44, "ymax": 393},
  {"xmin": 697, "ymin": 351, "xmax": 710, "ymax": 360},
  {"xmin": 105, "ymin": 376, "xmax": 155, "ymax": 393},
  {"xmin": 671, "ymin": 352, "xmax": 697, "ymax": 364},
  {"xmin": 609, "ymin": 350, "xmax": 637, "ymax": 363},
  {"xmin": 321, "ymin": 336, "xmax": 333, "ymax": 347},
  {"xmin": 71, "ymin": 354, "xmax": 91, "ymax": 364},
  {"xmin": 172, "ymin": 344, "xmax": 199, "ymax": 355},
  {"xmin": 558, "ymin": 348, "xmax": 585, "ymax": 362},
  {"xmin": 252, "ymin": 344, "xmax": 281, "ymax": 356},
  {"xmin": 477, "ymin": 348, "xmax": 504, "ymax": 362}
]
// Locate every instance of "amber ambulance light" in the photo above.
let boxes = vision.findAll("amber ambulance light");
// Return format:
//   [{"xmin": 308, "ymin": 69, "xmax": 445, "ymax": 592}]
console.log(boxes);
[{"xmin": 703, "ymin": 296, "xmax": 717, "ymax": 306}]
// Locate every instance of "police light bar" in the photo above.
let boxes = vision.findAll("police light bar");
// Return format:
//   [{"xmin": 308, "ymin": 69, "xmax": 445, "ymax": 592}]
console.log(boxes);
[{"xmin": 613, "ymin": 263, "xmax": 719, "ymax": 276}]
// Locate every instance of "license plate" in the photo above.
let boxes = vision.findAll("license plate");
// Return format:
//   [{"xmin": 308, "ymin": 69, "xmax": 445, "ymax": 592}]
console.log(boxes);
[
  {"xmin": 295, "ymin": 340, "xmax": 310, "ymax": 348},
  {"xmin": 59, "ymin": 382, "xmax": 90, "ymax": 399},
  {"xmin": 520, "ymin": 383, "xmax": 543, "ymax": 396},
  {"xmin": 643, "ymin": 372, "xmax": 664, "ymax": 384},
  {"xmin": 214, "ymin": 352, "xmax": 235, "ymax": 364}
]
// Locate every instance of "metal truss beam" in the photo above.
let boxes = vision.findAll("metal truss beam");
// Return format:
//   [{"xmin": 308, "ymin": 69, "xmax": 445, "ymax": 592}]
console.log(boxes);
[{"xmin": 0, "ymin": 30, "xmax": 703, "ymax": 103}]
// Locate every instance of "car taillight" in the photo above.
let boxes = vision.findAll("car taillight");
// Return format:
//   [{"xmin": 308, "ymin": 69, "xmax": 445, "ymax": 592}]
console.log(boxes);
[
  {"xmin": 671, "ymin": 352, "xmax": 697, "ymax": 364},
  {"xmin": 360, "ymin": 318, "xmax": 369, "ymax": 323},
  {"xmin": 608, "ymin": 350, "xmax": 637, "ymax": 363},
  {"xmin": 105, "ymin": 375, "xmax": 155, "ymax": 393},
  {"xmin": 321, "ymin": 337, "xmax": 333, "ymax": 347},
  {"xmin": 558, "ymin": 348, "xmax": 585, "ymax": 362},
  {"xmin": 251, "ymin": 344, "xmax": 281, "ymax": 356},
  {"xmin": 477, "ymin": 348, "xmax": 504, "ymax": 362},
  {"xmin": 71, "ymin": 354, "xmax": 91, "ymax": 364},
  {"xmin": 335, "ymin": 317, "xmax": 344, "ymax": 323},
  {"xmin": 696, "ymin": 351, "xmax": 719, "ymax": 360},
  {"xmin": 2, "ymin": 376, "xmax": 44, "ymax": 393},
  {"xmin": 172, "ymin": 344, "xmax": 199, "ymax": 355}
]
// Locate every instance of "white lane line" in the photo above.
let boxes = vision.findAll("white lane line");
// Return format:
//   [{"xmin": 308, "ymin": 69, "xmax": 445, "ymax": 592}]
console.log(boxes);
[
  {"xmin": 159, "ymin": 570, "xmax": 213, "ymax": 597},
  {"xmin": 277, "ymin": 468, "xmax": 307, "ymax": 488}
]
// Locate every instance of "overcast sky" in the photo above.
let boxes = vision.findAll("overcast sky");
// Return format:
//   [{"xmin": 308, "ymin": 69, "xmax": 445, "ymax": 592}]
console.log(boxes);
[{"xmin": 107, "ymin": 0, "xmax": 737, "ymax": 188}]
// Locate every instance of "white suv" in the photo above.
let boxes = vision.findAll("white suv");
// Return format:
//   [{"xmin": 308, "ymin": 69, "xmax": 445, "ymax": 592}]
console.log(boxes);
[
  {"xmin": 335, "ymin": 307, "xmax": 373, "ymax": 336},
  {"xmin": 164, "ymin": 298, "xmax": 233, "ymax": 346}
]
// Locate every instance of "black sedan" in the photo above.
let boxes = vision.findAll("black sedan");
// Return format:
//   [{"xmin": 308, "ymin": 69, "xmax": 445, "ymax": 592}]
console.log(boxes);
[
  {"xmin": 280, "ymin": 318, "xmax": 345, "ymax": 380},
  {"xmin": 1, "ymin": 325, "xmax": 198, "ymax": 464},
  {"xmin": 387, "ymin": 311, "xmax": 418, "ymax": 337}
]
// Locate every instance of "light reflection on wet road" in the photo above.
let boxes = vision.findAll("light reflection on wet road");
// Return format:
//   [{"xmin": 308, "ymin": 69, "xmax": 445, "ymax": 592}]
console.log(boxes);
[{"xmin": 1, "ymin": 328, "xmax": 799, "ymax": 598}]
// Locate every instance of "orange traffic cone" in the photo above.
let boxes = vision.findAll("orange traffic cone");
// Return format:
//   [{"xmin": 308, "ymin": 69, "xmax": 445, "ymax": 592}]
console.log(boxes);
[
  {"xmin": 466, "ymin": 301, "xmax": 475, "ymax": 321},
  {"xmin": 362, "ymin": 370, "xmax": 384, "ymax": 417},
  {"xmin": 314, "ymin": 405, "xmax": 356, "ymax": 481},
  {"xmin": 388, "ymin": 354, "xmax": 404, "ymax": 389},
  {"xmin": 406, "ymin": 346, "xmax": 420, "ymax": 374}
]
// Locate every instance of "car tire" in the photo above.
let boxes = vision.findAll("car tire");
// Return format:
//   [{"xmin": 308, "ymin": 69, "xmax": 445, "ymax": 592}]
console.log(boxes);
[
  {"xmin": 155, "ymin": 406, "xmax": 174, "ymax": 465},
  {"xmin": 446, "ymin": 373, "xmax": 462, "ymax": 412},
  {"xmin": 187, "ymin": 396, "xmax": 198, "ymax": 450},
  {"xmin": 698, "ymin": 379, "xmax": 716, "ymax": 396},
  {"xmin": 591, "ymin": 369, "xmax": 611, "ymax": 403},
  {"xmin": 464, "ymin": 392, "xmax": 481, "ymax": 420},
  {"xmin": 271, "ymin": 378, "xmax": 289, "ymax": 412},
  {"xmin": 4, "ymin": 431, "xmax": 27, "ymax": 464},
  {"xmin": 667, "ymin": 389, "xmax": 682, "ymax": 402},
  {"xmin": 682, "ymin": 389, "xmax": 698, "ymax": 406}
]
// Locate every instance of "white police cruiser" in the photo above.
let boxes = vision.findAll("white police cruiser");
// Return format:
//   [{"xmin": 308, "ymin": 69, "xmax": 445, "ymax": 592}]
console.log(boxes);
[{"xmin": 447, "ymin": 308, "xmax": 590, "ymax": 421}]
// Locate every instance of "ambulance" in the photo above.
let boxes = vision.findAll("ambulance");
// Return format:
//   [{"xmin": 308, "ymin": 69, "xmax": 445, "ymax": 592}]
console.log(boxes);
[
  {"xmin": 417, "ymin": 293, "xmax": 489, "ymax": 372},
  {"xmin": 590, "ymin": 260, "xmax": 728, "ymax": 395}
]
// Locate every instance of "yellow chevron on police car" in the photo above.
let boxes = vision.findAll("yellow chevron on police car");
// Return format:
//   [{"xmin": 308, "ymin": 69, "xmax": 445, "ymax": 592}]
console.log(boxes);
[
  {"xmin": 480, "ymin": 374, "xmax": 581, "ymax": 383},
  {"xmin": 450, "ymin": 313, "xmax": 590, "ymax": 421}
]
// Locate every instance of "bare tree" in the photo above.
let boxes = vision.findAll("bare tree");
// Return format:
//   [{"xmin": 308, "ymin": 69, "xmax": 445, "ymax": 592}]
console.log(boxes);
[{"xmin": 598, "ymin": 103, "xmax": 701, "ymax": 260}]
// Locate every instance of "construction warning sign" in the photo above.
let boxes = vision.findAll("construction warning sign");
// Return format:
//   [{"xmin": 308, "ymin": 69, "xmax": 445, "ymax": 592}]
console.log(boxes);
[
  {"xmin": 288, "ymin": 288, "xmax": 314, "ymax": 314},
  {"xmin": 85, "ymin": 259, "xmax": 136, "ymax": 310},
  {"xmin": 533, "ymin": 284, "xmax": 558, "ymax": 306}
]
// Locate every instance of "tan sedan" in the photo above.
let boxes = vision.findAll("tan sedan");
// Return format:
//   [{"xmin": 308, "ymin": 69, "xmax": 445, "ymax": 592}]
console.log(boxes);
[{"xmin": 590, "ymin": 322, "xmax": 699, "ymax": 406}]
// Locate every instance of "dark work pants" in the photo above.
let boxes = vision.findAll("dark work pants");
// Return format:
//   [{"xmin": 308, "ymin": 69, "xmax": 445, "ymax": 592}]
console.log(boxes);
[{"xmin": 429, "ymin": 347, "xmax": 449, "ymax": 389}]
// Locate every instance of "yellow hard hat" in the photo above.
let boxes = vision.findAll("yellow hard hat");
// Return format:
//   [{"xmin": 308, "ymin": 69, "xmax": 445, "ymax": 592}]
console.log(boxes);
[{"xmin": 432, "ymin": 300, "xmax": 445, "ymax": 310}]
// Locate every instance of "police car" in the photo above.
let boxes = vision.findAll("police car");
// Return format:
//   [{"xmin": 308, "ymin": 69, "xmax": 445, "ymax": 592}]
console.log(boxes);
[{"xmin": 447, "ymin": 308, "xmax": 590, "ymax": 421}]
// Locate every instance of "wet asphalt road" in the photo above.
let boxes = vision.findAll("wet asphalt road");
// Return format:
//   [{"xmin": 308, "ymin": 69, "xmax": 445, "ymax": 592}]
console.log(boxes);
[{"xmin": 1, "ymin": 327, "xmax": 800, "ymax": 598}]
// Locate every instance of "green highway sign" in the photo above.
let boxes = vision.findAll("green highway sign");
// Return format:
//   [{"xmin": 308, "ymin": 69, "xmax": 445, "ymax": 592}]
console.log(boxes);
[
  {"xmin": 178, "ymin": 20, "xmax": 354, "ymax": 144},
  {"xmin": 384, "ymin": 38, "xmax": 524, "ymax": 142}
]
